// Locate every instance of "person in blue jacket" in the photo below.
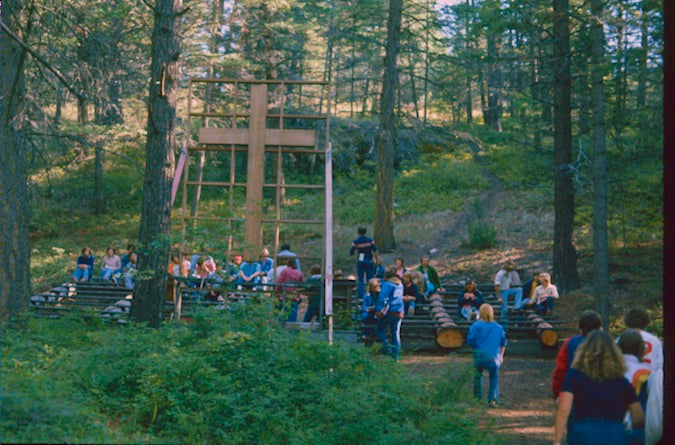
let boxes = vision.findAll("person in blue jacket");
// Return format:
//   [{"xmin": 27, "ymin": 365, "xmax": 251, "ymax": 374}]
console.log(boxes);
[
  {"xmin": 350, "ymin": 226, "xmax": 378, "ymax": 299},
  {"xmin": 360, "ymin": 278, "xmax": 380, "ymax": 339},
  {"xmin": 375, "ymin": 266, "xmax": 404, "ymax": 359},
  {"xmin": 466, "ymin": 303, "xmax": 507, "ymax": 407},
  {"xmin": 71, "ymin": 247, "xmax": 95, "ymax": 281}
]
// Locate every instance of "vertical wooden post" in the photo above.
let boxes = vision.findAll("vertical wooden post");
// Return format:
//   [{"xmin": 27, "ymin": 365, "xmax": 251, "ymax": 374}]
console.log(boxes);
[{"xmin": 245, "ymin": 84, "xmax": 267, "ymax": 258}]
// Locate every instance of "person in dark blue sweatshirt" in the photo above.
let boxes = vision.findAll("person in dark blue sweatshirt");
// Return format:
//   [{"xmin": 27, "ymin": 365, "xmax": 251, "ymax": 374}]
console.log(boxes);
[
  {"xmin": 375, "ymin": 267, "xmax": 404, "ymax": 359},
  {"xmin": 350, "ymin": 226, "xmax": 378, "ymax": 300},
  {"xmin": 466, "ymin": 303, "xmax": 507, "ymax": 407}
]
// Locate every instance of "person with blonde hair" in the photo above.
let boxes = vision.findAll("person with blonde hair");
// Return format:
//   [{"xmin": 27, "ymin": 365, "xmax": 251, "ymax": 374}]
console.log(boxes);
[
  {"xmin": 466, "ymin": 303, "xmax": 507, "ymax": 407},
  {"xmin": 554, "ymin": 330, "xmax": 644, "ymax": 445},
  {"xmin": 523, "ymin": 272, "xmax": 559, "ymax": 315}
]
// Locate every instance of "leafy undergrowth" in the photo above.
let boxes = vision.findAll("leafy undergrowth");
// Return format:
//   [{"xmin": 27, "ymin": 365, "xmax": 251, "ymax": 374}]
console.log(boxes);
[{"xmin": 1, "ymin": 302, "xmax": 498, "ymax": 444}]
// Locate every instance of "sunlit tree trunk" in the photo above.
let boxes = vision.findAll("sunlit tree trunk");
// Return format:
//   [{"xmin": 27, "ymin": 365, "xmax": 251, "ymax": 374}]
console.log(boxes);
[{"xmin": 132, "ymin": 0, "xmax": 182, "ymax": 327}]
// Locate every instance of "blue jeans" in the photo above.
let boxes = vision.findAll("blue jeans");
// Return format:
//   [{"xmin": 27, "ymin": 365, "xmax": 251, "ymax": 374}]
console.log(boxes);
[
  {"xmin": 500, "ymin": 288, "xmax": 523, "ymax": 321},
  {"xmin": 356, "ymin": 261, "xmax": 374, "ymax": 299},
  {"xmin": 101, "ymin": 267, "xmax": 122, "ymax": 282},
  {"xmin": 72, "ymin": 267, "xmax": 90, "ymax": 281},
  {"xmin": 567, "ymin": 419, "xmax": 628, "ymax": 445},
  {"xmin": 376, "ymin": 314, "xmax": 402, "ymax": 359},
  {"xmin": 522, "ymin": 297, "xmax": 555, "ymax": 314},
  {"xmin": 474, "ymin": 358, "xmax": 500, "ymax": 402}
]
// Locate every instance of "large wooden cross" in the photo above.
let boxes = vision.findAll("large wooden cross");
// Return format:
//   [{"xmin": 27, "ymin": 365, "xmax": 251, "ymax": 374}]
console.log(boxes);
[{"xmin": 197, "ymin": 84, "xmax": 316, "ymax": 257}]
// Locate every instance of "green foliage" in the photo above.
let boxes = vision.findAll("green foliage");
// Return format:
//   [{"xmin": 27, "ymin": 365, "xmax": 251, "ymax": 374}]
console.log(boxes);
[
  {"xmin": 466, "ymin": 221, "xmax": 498, "ymax": 250},
  {"xmin": 1, "ymin": 308, "xmax": 496, "ymax": 444}
]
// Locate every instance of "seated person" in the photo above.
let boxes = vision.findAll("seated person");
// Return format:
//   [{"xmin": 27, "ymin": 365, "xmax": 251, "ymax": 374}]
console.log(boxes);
[
  {"xmin": 100, "ymin": 247, "xmax": 122, "ymax": 283},
  {"xmin": 227, "ymin": 254, "xmax": 244, "ymax": 283},
  {"xmin": 71, "ymin": 247, "xmax": 95, "ymax": 282},
  {"xmin": 522, "ymin": 272, "xmax": 559, "ymax": 315},
  {"xmin": 521, "ymin": 271, "xmax": 541, "ymax": 307},
  {"xmin": 258, "ymin": 248, "xmax": 274, "ymax": 283},
  {"xmin": 194, "ymin": 255, "xmax": 216, "ymax": 279},
  {"xmin": 394, "ymin": 257, "xmax": 406, "ymax": 279},
  {"xmin": 402, "ymin": 271, "xmax": 420, "ymax": 315},
  {"xmin": 120, "ymin": 243, "xmax": 135, "ymax": 271},
  {"xmin": 123, "ymin": 253, "xmax": 137, "ymax": 289},
  {"xmin": 415, "ymin": 255, "xmax": 442, "ymax": 295},
  {"xmin": 360, "ymin": 278, "xmax": 380, "ymax": 339},
  {"xmin": 373, "ymin": 257, "xmax": 385, "ymax": 280},
  {"xmin": 239, "ymin": 256, "xmax": 262, "ymax": 286},
  {"xmin": 457, "ymin": 279, "xmax": 485, "ymax": 320},
  {"xmin": 168, "ymin": 254, "xmax": 186, "ymax": 279}
]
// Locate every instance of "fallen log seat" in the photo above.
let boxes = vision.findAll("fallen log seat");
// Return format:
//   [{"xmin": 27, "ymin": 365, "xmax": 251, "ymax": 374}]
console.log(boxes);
[
  {"xmin": 428, "ymin": 293, "xmax": 463, "ymax": 348},
  {"xmin": 522, "ymin": 309, "xmax": 558, "ymax": 347}
]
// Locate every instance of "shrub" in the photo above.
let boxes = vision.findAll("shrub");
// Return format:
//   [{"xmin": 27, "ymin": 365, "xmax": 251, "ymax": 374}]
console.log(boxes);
[{"xmin": 466, "ymin": 221, "xmax": 498, "ymax": 250}]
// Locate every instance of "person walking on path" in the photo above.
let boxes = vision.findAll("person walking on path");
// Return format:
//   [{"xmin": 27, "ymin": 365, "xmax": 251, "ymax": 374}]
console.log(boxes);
[
  {"xmin": 466, "ymin": 303, "xmax": 507, "ymax": 407},
  {"xmin": 350, "ymin": 226, "xmax": 378, "ymax": 299},
  {"xmin": 553, "ymin": 330, "xmax": 644, "ymax": 445},
  {"xmin": 375, "ymin": 267, "xmax": 404, "ymax": 360},
  {"xmin": 494, "ymin": 259, "xmax": 522, "ymax": 322}
]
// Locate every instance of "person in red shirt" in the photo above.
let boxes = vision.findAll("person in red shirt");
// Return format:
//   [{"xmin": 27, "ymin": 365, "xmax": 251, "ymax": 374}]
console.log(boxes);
[
  {"xmin": 277, "ymin": 258, "xmax": 304, "ymax": 322},
  {"xmin": 552, "ymin": 310, "xmax": 602, "ymax": 401}
]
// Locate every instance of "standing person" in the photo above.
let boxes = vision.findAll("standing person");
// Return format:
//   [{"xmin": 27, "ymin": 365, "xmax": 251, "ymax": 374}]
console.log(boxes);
[
  {"xmin": 303, "ymin": 264, "xmax": 323, "ymax": 322},
  {"xmin": 552, "ymin": 310, "xmax": 603, "ymax": 401},
  {"xmin": 71, "ymin": 247, "xmax": 95, "ymax": 282},
  {"xmin": 350, "ymin": 226, "xmax": 378, "ymax": 299},
  {"xmin": 523, "ymin": 272, "xmax": 559, "ymax": 315},
  {"xmin": 644, "ymin": 368, "xmax": 663, "ymax": 445},
  {"xmin": 457, "ymin": 279, "xmax": 485, "ymax": 320},
  {"xmin": 375, "ymin": 267, "xmax": 405, "ymax": 360},
  {"xmin": 466, "ymin": 303, "xmax": 507, "ymax": 407},
  {"xmin": 100, "ymin": 247, "xmax": 122, "ymax": 283},
  {"xmin": 618, "ymin": 329, "xmax": 651, "ymax": 444},
  {"xmin": 277, "ymin": 258, "xmax": 304, "ymax": 322},
  {"xmin": 278, "ymin": 242, "xmax": 301, "ymax": 273},
  {"xmin": 415, "ymin": 255, "xmax": 442, "ymax": 296},
  {"xmin": 553, "ymin": 330, "xmax": 644, "ymax": 445},
  {"xmin": 623, "ymin": 308, "xmax": 663, "ymax": 371},
  {"xmin": 494, "ymin": 259, "xmax": 522, "ymax": 322}
]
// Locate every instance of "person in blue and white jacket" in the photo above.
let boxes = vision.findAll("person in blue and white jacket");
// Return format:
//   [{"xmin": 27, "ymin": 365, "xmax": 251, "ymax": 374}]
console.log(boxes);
[
  {"xmin": 375, "ymin": 266, "xmax": 405, "ymax": 360},
  {"xmin": 466, "ymin": 303, "xmax": 507, "ymax": 407}
]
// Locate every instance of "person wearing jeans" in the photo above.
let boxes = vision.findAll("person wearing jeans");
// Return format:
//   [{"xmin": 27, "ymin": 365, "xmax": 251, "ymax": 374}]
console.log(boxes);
[
  {"xmin": 350, "ymin": 226, "xmax": 378, "ymax": 300},
  {"xmin": 494, "ymin": 260, "xmax": 522, "ymax": 322},
  {"xmin": 467, "ymin": 304, "xmax": 507, "ymax": 407},
  {"xmin": 375, "ymin": 267, "xmax": 404, "ymax": 360}
]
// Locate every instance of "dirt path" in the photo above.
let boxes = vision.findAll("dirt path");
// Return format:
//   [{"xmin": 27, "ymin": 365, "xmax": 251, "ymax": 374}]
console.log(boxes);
[{"xmin": 402, "ymin": 354, "xmax": 557, "ymax": 445}]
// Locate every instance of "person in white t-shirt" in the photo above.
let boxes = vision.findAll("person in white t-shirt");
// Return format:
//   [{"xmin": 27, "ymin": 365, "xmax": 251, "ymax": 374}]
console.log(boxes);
[
  {"xmin": 494, "ymin": 260, "xmax": 522, "ymax": 322},
  {"xmin": 624, "ymin": 308, "xmax": 663, "ymax": 371},
  {"xmin": 522, "ymin": 272, "xmax": 559, "ymax": 315}
]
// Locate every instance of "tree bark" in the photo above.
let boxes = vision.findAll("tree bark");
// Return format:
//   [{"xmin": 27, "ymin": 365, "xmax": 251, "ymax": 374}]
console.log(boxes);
[
  {"xmin": 590, "ymin": 0, "xmax": 610, "ymax": 329},
  {"xmin": 131, "ymin": 0, "xmax": 182, "ymax": 327},
  {"xmin": 552, "ymin": 0, "xmax": 580, "ymax": 294},
  {"xmin": 375, "ymin": 0, "xmax": 402, "ymax": 252},
  {"xmin": 0, "ymin": 0, "xmax": 32, "ymax": 321}
]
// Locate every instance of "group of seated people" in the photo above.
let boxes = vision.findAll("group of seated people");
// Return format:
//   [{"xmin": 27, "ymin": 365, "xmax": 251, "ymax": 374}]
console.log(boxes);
[
  {"xmin": 70, "ymin": 244, "xmax": 137, "ymax": 288},
  {"xmin": 359, "ymin": 256, "xmax": 562, "ymax": 338}
]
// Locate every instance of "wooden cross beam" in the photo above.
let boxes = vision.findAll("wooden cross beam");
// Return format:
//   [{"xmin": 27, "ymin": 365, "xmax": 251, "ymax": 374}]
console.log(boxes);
[{"xmin": 197, "ymin": 84, "xmax": 316, "ymax": 257}]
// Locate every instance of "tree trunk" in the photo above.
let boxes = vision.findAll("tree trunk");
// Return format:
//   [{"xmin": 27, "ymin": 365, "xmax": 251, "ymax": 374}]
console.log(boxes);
[
  {"xmin": 552, "ymin": 0, "xmax": 580, "ymax": 294},
  {"xmin": 375, "ymin": 0, "xmax": 402, "ymax": 252},
  {"xmin": 485, "ymin": 31, "xmax": 502, "ymax": 131},
  {"xmin": 590, "ymin": 0, "xmax": 609, "ymax": 330},
  {"xmin": 636, "ymin": 1, "xmax": 649, "ymax": 109},
  {"xmin": 0, "ymin": 0, "xmax": 32, "ymax": 321},
  {"xmin": 131, "ymin": 0, "xmax": 182, "ymax": 327}
]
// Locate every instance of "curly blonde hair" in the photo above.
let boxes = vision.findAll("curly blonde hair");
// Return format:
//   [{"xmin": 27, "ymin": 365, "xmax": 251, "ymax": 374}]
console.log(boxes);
[{"xmin": 571, "ymin": 330, "xmax": 626, "ymax": 382}]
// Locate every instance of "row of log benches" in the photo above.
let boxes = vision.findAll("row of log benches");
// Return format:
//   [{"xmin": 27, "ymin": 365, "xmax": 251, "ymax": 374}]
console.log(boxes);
[{"xmin": 29, "ymin": 279, "xmax": 568, "ymax": 349}]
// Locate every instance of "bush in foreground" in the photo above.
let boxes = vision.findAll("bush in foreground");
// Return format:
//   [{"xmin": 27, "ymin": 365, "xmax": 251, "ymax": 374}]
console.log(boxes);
[{"xmin": 1, "ymin": 303, "xmax": 499, "ymax": 444}]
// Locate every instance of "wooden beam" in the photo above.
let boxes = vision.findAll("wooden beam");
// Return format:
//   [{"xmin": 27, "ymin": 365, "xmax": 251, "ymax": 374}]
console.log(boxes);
[
  {"xmin": 244, "ymin": 84, "xmax": 267, "ymax": 257},
  {"xmin": 199, "ymin": 127, "xmax": 316, "ymax": 147}
]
